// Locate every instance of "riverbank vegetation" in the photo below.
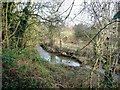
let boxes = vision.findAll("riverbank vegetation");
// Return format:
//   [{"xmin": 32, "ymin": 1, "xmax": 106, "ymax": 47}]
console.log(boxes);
[
  {"xmin": 2, "ymin": 48, "xmax": 100, "ymax": 89},
  {"xmin": 1, "ymin": 0, "xmax": 120, "ymax": 89}
]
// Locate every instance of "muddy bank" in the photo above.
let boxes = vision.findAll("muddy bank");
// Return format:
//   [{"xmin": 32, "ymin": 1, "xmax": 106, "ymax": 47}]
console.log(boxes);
[{"xmin": 40, "ymin": 44, "xmax": 83, "ymax": 64}]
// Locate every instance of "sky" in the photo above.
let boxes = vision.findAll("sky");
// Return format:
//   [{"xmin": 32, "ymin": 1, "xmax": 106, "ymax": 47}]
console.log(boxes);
[
  {"xmin": 62, "ymin": 0, "xmax": 91, "ymax": 26},
  {"xmin": 61, "ymin": 0, "xmax": 120, "ymax": 26},
  {"xmin": 2, "ymin": 0, "xmax": 120, "ymax": 26}
]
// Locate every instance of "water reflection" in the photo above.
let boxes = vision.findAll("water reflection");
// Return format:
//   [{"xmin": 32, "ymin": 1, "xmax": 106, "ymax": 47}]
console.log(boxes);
[{"xmin": 36, "ymin": 46, "xmax": 80, "ymax": 67}]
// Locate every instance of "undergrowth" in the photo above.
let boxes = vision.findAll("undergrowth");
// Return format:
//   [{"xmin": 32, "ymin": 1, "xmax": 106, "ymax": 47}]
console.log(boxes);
[
  {"xmin": 2, "ymin": 48, "xmax": 54, "ymax": 89},
  {"xmin": 2, "ymin": 48, "xmax": 83, "ymax": 89},
  {"xmin": 2, "ymin": 48, "xmax": 101, "ymax": 89}
]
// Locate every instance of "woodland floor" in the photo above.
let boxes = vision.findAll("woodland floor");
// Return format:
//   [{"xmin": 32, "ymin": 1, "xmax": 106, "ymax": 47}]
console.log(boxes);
[{"xmin": 2, "ymin": 48, "xmax": 99, "ymax": 89}]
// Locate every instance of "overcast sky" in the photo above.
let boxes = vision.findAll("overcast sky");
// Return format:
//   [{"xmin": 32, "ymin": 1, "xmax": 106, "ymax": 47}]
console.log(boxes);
[
  {"xmin": 3, "ymin": 0, "xmax": 120, "ymax": 26},
  {"xmin": 62, "ymin": 0, "xmax": 90, "ymax": 26},
  {"xmin": 61, "ymin": 0, "xmax": 119, "ymax": 26}
]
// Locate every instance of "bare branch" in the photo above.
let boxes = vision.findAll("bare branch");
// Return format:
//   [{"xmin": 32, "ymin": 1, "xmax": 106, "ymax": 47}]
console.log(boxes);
[
  {"xmin": 64, "ymin": 0, "xmax": 75, "ymax": 20},
  {"xmin": 80, "ymin": 20, "xmax": 119, "ymax": 51},
  {"xmin": 55, "ymin": 0, "xmax": 65, "ymax": 13}
]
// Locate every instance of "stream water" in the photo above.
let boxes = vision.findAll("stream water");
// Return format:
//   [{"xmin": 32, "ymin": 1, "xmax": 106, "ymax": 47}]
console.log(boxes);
[
  {"xmin": 36, "ymin": 46, "xmax": 120, "ymax": 83},
  {"xmin": 36, "ymin": 46, "xmax": 80, "ymax": 67}
]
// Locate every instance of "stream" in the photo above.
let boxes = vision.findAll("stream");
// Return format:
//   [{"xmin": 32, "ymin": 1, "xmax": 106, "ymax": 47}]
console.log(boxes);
[
  {"xmin": 35, "ymin": 46, "xmax": 120, "ymax": 83},
  {"xmin": 36, "ymin": 46, "xmax": 80, "ymax": 67}
]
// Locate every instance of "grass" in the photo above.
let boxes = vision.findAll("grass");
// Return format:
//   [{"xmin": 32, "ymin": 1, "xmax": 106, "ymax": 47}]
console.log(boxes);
[
  {"xmin": 2, "ymin": 47, "xmax": 100, "ymax": 89},
  {"xmin": 2, "ymin": 48, "xmax": 53, "ymax": 89}
]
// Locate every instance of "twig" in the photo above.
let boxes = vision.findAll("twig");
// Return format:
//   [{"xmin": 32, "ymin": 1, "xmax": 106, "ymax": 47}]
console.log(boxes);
[
  {"xmin": 64, "ymin": 0, "xmax": 75, "ymax": 20},
  {"xmin": 80, "ymin": 20, "xmax": 119, "ymax": 51}
]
